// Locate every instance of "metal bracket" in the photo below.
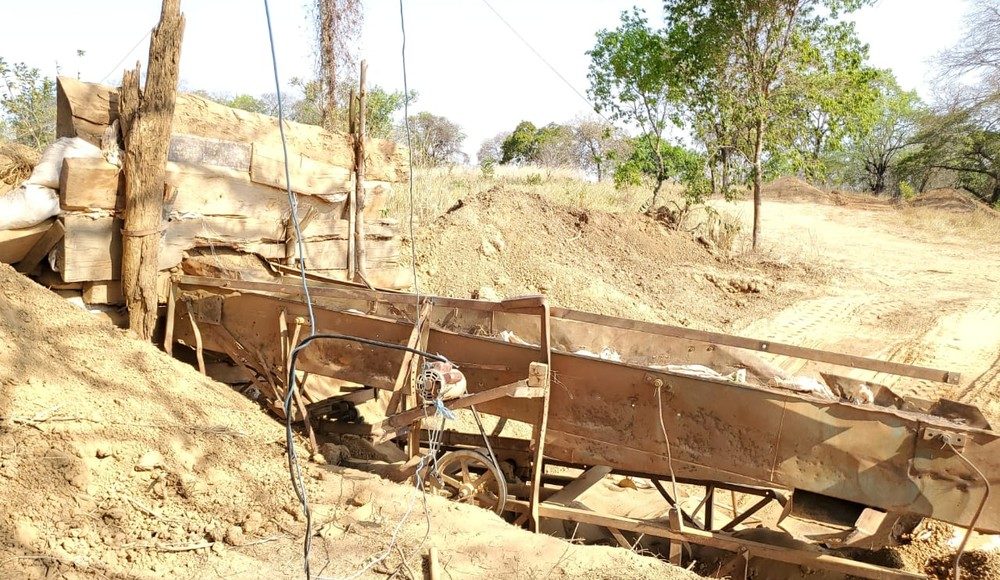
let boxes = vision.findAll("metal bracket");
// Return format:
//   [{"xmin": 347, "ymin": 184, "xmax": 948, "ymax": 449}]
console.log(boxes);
[{"xmin": 922, "ymin": 426, "xmax": 967, "ymax": 449}]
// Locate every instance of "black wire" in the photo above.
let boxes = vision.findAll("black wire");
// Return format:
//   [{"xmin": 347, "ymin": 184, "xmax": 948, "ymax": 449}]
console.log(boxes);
[
  {"xmin": 283, "ymin": 334, "xmax": 446, "ymax": 577},
  {"xmin": 262, "ymin": 1, "xmax": 319, "ymax": 577},
  {"xmin": 399, "ymin": 0, "xmax": 420, "ymax": 311}
]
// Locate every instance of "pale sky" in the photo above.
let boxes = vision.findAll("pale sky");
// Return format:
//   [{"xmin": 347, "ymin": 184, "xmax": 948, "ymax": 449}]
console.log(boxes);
[{"xmin": 0, "ymin": 0, "xmax": 969, "ymax": 158}]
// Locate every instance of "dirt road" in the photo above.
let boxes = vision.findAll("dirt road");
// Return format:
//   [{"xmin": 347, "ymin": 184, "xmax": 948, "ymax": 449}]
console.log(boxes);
[{"xmin": 718, "ymin": 198, "xmax": 1000, "ymax": 423}]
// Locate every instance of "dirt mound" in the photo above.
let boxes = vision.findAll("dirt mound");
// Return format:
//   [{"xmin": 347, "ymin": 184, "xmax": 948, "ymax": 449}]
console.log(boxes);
[
  {"xmin": 911, "ymin": 188, "xmax": 998, "ymax": 214},
  {"xmin": 0, "ymin": 263, "xmax": 316, "ymax": 577},
  {"xmin": 413, "ymin": 186, "xmax": 800, "ymax": 330},
  {"xmin": 762, "ymin": 176, "xmax": 834, "ymax": 204},
  {"xmin": 0, "ymin": 263, "xmax": 694, "ymax": 578}
]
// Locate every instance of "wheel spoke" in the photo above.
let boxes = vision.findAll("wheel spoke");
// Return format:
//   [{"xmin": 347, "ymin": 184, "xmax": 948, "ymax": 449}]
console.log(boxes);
[
  {"xmin": 474, "ymin": 470, "xmax": 495, "ymax": 491},
  {"xmin": 440, "ymin": 474, "xmax": 464, "ymax": 490},
  {"xmin": 460, "ymin": 460, "xmax": 470, "ymax": 482}
]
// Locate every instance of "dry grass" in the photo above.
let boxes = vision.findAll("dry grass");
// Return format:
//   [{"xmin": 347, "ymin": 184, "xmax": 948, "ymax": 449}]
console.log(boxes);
[
  {"xmin": 383, "ymin": 165, "xmax": 666, "ymax": 225},
  {"xmin": 0, "ymin": 141, "xmax": 40, "ymax": 186},
  {"xmin": 895, "ymin": 205, "xmax": 1000, "ymax": 245}
]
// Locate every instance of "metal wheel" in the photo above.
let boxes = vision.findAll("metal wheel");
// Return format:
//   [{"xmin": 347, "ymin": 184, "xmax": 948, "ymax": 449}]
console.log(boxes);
[{"xmin": 428, "ymin": 449, "xmax": 507, "ymax": 514}]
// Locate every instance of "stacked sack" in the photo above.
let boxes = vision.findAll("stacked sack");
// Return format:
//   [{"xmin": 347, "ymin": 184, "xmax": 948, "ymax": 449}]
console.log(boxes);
[{"xmin": 0, "ymin": 137, "xmax": 103, "ymax": 230}]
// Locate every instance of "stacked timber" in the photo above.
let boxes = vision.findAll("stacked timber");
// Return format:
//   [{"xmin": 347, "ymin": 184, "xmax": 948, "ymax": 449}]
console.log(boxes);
[{"xmin": 53, "ymin": 76, "xmax": 411, "ymax": 304}]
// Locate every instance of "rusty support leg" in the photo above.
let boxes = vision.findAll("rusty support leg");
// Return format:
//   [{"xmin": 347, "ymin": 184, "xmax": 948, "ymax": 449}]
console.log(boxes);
[
  {"xmin": 528, "ymin": 301, "xmax": 552, "ymax": 532},
  {"xmin": 280, "ymin": 310, "xmax": 317, "ymax": 455},
  {"xmin": 186, "ymin": 309, "xmax": 206, "ymax": 375},
  {"xmin": 705, "ymin": 485, "xmax": 715, "ymax": 530}
]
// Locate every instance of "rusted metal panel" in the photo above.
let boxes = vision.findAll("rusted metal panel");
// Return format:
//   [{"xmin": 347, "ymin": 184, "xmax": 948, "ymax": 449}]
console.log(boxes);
[{"xmin": 171, "ymin": 280, "xmax": 999, "ymax": 533}]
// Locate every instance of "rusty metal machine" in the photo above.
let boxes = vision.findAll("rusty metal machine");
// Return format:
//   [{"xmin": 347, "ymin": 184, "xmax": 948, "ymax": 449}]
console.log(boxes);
[{"xmin": 167, "ymin": 274, "xmax": 997, "ymax": 579}]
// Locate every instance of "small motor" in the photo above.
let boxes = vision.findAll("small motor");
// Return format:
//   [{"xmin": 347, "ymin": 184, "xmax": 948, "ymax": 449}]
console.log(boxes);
[{"xmin": 418, "ymin": 360, "xmax": 467, "ymax": 403}]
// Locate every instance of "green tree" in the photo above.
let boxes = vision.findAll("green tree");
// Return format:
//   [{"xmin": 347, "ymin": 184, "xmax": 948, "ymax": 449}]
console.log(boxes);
[
  {"xmin": 500, "ymin": 121, "xmax": 540, "ymax": 164},
  {"xmin": 778, "ymin": 21, "xmax": 880, "ymax": 180},
  {"xmin": 0, "ymin": 58, "xmax": 56, "ymax": 149},
  {"xmin": 588, "ymin": 8, "xmax": 679, "ymax": 208},
  {"xmin": 662, "ymin": 0, "xmax": 872, "ymax": 249},
  {"xmin": 850, "ymin": 73, "xmax": 921, "ymax": 195},
  {"xmin": 615, "ymin": 137, "xmax": 709, "ymax": 202}
]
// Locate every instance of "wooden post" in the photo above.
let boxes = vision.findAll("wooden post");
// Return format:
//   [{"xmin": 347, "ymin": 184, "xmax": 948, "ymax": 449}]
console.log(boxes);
[
  {"xmin": 353, "ymin": 60, "xmax": 369, "ymax": 284},
  {"xmin": 119, "ymin": 0, "xmax": 185, "ymax": 339}
]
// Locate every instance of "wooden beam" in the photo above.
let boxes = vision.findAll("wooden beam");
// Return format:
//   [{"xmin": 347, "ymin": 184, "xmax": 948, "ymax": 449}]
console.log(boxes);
[
  {"xmin": 544, "ymin": 465, "xmax": 612, "ymax": 507},
  {"xmin": 59, "ymin": 156, "xmax": 122, "ymax": 210},
  {"xmin": 552, "ymin": 309, "xmax": 960, "ymax": 384},
  {"xmin": 382, "ymin": 381, "xmax": 532, "ymax": 432},
  {"xmin": 15, "ymin": 220, "xmax": 64, "ymax": 274},
  {"xmin": 530, "ymin": 502, "xmax": 924, "ymax": 580},
  {"xmin": 119, "ymin": 0, "xmax": 185, "ymax": 340}
]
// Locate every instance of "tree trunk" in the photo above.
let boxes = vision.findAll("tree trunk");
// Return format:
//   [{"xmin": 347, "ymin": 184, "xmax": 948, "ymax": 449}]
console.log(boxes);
[
  {"xmin": 721, "ymin": 147, "xmax": 731, "ymax": 198},
  {"xmin": 120, "ymin": 0, "xmax": 184, "ymax": 340},
  {"xmin": 319, "ymin": 0, "xmax": 336, "ymax": 130},
  {"xmin": 751, "ymin": 118, "xmax": 764, "ymax": 251}
]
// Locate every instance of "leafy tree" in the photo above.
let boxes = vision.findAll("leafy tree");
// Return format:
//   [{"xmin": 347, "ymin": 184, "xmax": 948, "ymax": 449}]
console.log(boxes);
[
  {"xmin": 662, "ymin": 0, "xmax": 872, "ymax": 249},
  {"xmin": 500, "ymin": 121, "xmax": 541, "ymax": 164},
  {"xmin": 588, "ymin": 9, "xmax": 679, "ymax": 208},
  {"xmin": 905, "ymin": 107, "xmax": 1000, "ymax": 205},
  {"xmin": 0, "ymin": 58, "xmax": 56, "ymax": 149},
  {"xmin": 850, "ymin": 73, "xmax": 921, "ymax": 195},
  {"xmin": 615, "ymin": 137, "xmax": 709, "ymax": 202},
  {"xmin": 365, "ymin": 87, "xmax": 414, "ymax": 140},
  {"xmin": 778, "ymin": 21, "xmax": 880, "ymax": 180},
  {"xmin": 406, "ymin": 112, "xmax": 467, "ymax": 167},
  {"xmin": 910, "ymin": 0, "xmax": 1000, "ymax": 206}
]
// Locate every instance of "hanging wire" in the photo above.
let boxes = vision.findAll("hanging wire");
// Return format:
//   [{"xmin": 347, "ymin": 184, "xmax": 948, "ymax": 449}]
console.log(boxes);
[
  {"xmin": 262, "ymin": 1, "xmax": 319, "ymax": 577},
  {"xmin": 399, "ymin": 0, "xmax": 420, "ymax": 312}
]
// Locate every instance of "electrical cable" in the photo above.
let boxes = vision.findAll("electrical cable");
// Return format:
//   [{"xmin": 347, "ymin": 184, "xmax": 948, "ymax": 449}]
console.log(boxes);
[
  {"xmin": 263, "ymin": 1, "xmax": 320, "ymax": 577},
  {"xmin": 399, "ymin": 0, "xmax": 420, "ymax": 310},
  {"xmin": 479, "ymin": 0, "xmax": 614, "ymax": 125},
  {"xmin": 945, "ymin": 441, "xmax": 990, "ymax": 580},
  {"xmin": 654, "ymin": 384, "xmax": 680, "ymax": 504},
  {"xmin": 98, "ymin": 30, "xmax": 152, "ymax": 84}
]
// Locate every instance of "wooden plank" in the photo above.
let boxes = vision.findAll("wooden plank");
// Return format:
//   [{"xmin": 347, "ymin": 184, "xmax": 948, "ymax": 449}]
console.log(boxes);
[
  {"xmin": 532, "ymin": 503, "xmax": 924, "ymax": 580},
  {"xmin": 168, "ymin": 134, "xmax": 251, "ymax": 170},
  {"xmin": 55, "ymin": 78, "xmax": 410, "ymax": 184},
  {"xmin": 0, "ymin": 219, "xmax": 56, "ymax": 264},
  {"xmin": 383, "ymin": 381, "xmax": 527, "ymax": 431},
  {"xmin": 544, "ymin": 465, "xmax": 612, "ymax": 506},
  {"xmin": 165, "ymin": 160, "xmax": 346, "ymax": 220},
  {"xmin": 56, "ymin": 76, "xmax": 118, "ymax": 145},
  {"xmin": 308, "ymin": 266, "xmax": 412, "ymax": 290},
  {"xmin": 82, "ymin": 280, "xmax": 124, "ymax": 305},
  {"xmin": 251, "ymin": 141, "xmax": 352, "ymax": 196},
  {"xmin": 552, "ymin": 309, "xmax": 960, "ymax": 384},
  {"xmin": 15, "ymin": 220, "xmax": 64, "ymax": 274},
  {"xmin": 59, "ymin": 157, "xmax": 122, "ymax": 210}
]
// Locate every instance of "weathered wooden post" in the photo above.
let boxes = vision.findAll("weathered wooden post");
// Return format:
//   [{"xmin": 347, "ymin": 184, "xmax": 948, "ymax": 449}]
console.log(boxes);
[
  {"xmin": 119, "ymin": 0, "xmax": 185, "ymax": 339},
  {"xmin": 353, "ymin": 60, "xmax": 368, "ymax": 284}
]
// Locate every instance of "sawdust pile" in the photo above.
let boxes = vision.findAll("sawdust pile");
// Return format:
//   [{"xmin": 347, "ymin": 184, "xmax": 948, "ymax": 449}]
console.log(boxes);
[
  {"xmin": 412, "ymin": 186, "xmax": 804, "ymax": 331},
  {"xmin": 762, "ymin": 176, "xmax": 835, "ymax": 204},
  {"xmin": 893, "ymin": 521, "xmax": 1000, "ymax": 580},
  {"xmin": 0, "ymin": 263, "xmax": 696, "ymax": 579}
]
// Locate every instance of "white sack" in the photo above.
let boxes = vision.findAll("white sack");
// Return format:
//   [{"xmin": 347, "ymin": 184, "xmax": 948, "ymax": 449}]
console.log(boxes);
[
  {"xmin": 0, "ymin": 183, "xmax": 60, "ymax": 230},
  {"xmin": 26, "ymin": 137, "xmax": 103, "ymax": 189}
]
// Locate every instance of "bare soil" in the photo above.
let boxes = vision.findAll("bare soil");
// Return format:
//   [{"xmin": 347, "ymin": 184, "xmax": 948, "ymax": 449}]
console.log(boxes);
[{"xmin": 411, "ymin": 185, "xmax": 812, "ymax": 332}]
